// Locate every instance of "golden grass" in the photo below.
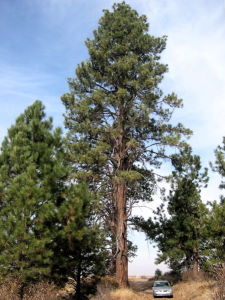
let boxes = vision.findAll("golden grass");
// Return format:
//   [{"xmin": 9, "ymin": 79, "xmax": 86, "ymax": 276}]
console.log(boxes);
[
  {"xmin": 110, "ymin": 288, "xmax": 149, "ymax": 300},
  {"xmin": 172, "ymin": 280, "xmax": 214, "ymax": 300},
  {"xmin": 128, "ymin": 276, "xmax": 152, "ymax": 281},
  {"xmin": 0, "ymin": 280, "xmax": 59, "ymax": 300},
  {"xmin": 91, "ymin": 277, "xmax": 215, "ymax": 300}
]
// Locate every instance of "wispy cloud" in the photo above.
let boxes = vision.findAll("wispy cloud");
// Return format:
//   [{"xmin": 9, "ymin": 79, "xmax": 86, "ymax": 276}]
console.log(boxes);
[{"xmin": 145, "ymin": 0, "xmax": 225, "ymax": 151}]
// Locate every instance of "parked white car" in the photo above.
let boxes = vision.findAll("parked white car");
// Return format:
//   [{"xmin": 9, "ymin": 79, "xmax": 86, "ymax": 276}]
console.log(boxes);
[{"xmin": 152, "ymin": 280, "xmax": 173, "ymax": 298}]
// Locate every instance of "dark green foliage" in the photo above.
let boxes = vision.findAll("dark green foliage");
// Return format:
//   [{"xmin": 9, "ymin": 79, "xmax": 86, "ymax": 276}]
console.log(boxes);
[
  {"xmin": 0, "ymin": 101, "xmax": 66, "ymax": 281},
  {"xmin": 205, "ymin": 201, "xmax": 225, "ymax": 268},
  {"xmin": 134, "ymin": 146, "xmax": 208, "ymax": 273},
  {"xmin": 0, "ymin": 102, "xmax": 108, "ymax": 295},
  {"xmin": 62, "ymin": 1, "xmax": 191, "ymax": 202},
  {"xmin": 212, "ymin": 136, "xmax": 225, "ymax": 194},
  {"xmin": 61, "ymin": 2, "xmax": 191, "ymax": 283},
  {"xmin": 52, "ymin": 182, "xmax": 109, "ymax": 297},
  {"xmin": 155, "ymin": 268, "xmax": 162, "ymax": 277},
  {"xmin": 206, "ymin": 137, "xmax": 225, "ymax": 267}
]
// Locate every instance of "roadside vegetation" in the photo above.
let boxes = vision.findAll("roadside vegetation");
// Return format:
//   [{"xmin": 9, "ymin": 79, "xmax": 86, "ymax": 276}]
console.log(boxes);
[{"xmin": 0, "ymin": 273, "xmax": 217, "ymax": 300}]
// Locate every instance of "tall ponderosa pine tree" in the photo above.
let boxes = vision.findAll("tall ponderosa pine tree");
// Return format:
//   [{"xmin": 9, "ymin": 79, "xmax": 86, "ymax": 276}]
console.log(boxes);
[
  {"xmin": 135, "ymin": 146, "xmax": 208, "ymax": 274},
  {"xmin": 0, "ymin": 101, "xmax": 67, "ymax": 283},
  {"xmin": 62, "ymin": 2, "xmax": 191, "ymax": 285}
]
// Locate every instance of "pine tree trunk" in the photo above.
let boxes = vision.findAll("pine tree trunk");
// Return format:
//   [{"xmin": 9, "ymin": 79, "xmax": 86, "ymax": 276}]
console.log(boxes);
[
  {"xmin": 110, "ymin": 238, "xmax": 117, "ymax": 276},
  {"xmin": 19, "ymin": 282, "xmax": 25, "ymax": 300},
  {"xmin": 75, "ymin": 255, "xmax": 82, "ymax": 300},
  {"xmin": 193, "ymin": 248, "xmax": 199, "ymax": 275},
  {"xmin": 114, "ymin": 182, "xmax": 129, "ymax": 287}
]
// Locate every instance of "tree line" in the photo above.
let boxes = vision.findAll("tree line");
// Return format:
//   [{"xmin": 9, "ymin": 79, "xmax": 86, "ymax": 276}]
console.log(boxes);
[{"xmin": 0, "ymin": 2, "xmax": 224, "ymax": 298}]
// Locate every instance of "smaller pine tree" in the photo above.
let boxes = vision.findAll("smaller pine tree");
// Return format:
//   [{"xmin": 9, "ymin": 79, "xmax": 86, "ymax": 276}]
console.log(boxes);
[
  {"xmin": 134, "ymin": 146, "xmax": 208, "ymax": 274},
  {"xmin": 206, "ymin": 137, "xmax": 225, "ymax": 267},
  {"xmin": 0, "ymin": 101, "xmax": 67, "ymax": 284},
  {"xmin": 0, "ymin": 101, "xmax": 109, "ymax": 300},
  {"xmin": 205, "ymin": 201, "xmax": 225, "ymax": 267}
]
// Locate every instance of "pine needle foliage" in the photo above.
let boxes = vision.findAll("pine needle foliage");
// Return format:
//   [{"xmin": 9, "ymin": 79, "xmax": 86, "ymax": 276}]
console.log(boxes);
[
  {"xmin": 134, "ymin": 146, "xmax": 208, "ymax": 273},
  {"xmin": 61, "ymin": 2, "xmax": 191, "ymax": 285},
  {"xmin": 0, "ymin": 101, "xmax": 108, "ymax": 297},
  {"xmin": 212, "ymin": 136, "xmax": 225, "ymax": 193},
  {"xmin": 0, "ymin": 101, "xmax": 67, "ymax": 282},
  {"xmin": 206, "ymin": 137, "xmax": 225, "ymax": 267}
]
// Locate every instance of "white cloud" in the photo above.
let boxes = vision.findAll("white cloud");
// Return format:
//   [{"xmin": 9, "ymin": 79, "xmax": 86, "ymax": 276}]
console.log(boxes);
[
  {"xmin": 164, "ymin": 27, "xmax": 225, "ymax": 148},
  {"xmin": 155, "ymin": 1, "xmax": 225, "ymax": 150}
]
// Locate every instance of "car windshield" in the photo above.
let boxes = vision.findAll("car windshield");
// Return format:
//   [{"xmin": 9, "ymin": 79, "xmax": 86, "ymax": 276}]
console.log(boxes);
[{"xmin": 154, "ymin": 281, "xmax": 170, "ymax": 287}]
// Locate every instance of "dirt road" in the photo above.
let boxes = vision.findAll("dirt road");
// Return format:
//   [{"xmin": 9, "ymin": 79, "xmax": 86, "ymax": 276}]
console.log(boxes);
[
  {"xmin": 91, "ymin": 277, "xmax": 213, "ymax": 299},
  {"xmin": 129, "ymin": 278, "xmax": 162, "ymax": 299},
  {"xmin": 129, "ymin": 278, "xmax": 213, "ymax": 300}
]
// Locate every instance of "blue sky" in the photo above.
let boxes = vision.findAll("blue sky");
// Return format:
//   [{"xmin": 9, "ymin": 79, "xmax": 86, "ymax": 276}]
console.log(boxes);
[{"xmin": 0, "ymin": 0, "xmax": 225, "ymax": 275}]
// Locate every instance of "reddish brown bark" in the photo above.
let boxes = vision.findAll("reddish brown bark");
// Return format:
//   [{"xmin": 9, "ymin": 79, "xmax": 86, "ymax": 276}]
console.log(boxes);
[
  {"xmin": 114, "ymin": 182, "xmax": 129, "ymax": 287},
  {"xmin": 111, "ymin": 109, "xmax": 130, "ymax": 287}
]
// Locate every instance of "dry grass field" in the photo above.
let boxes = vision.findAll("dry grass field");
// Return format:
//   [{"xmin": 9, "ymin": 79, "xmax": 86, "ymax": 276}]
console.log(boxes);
[
  {"xmin": 92, "ymin": 277, "xmax": 215, "ymax": 300},
  {"xmin": 0, "ymin": 275, "xmax": 216, "ymax": 299}
]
